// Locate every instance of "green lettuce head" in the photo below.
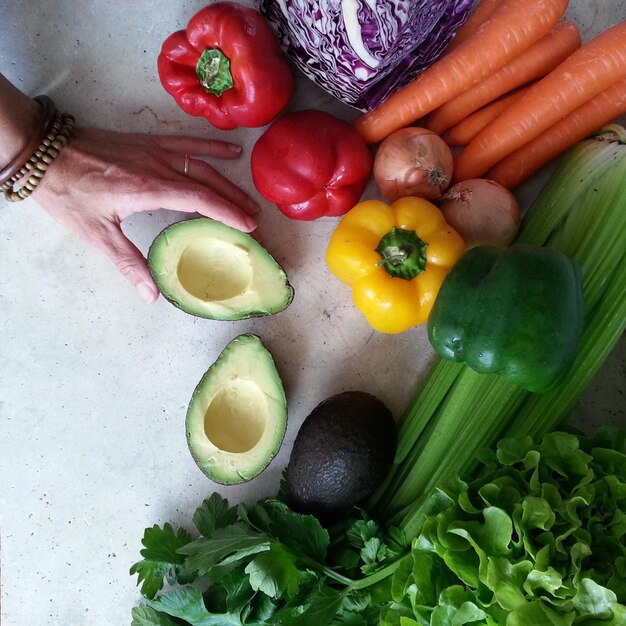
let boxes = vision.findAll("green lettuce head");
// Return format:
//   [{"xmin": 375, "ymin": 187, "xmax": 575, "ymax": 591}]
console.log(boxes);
[{"xmin": 403, "ymin": 430, "xmax": 626, "ymax": 625}]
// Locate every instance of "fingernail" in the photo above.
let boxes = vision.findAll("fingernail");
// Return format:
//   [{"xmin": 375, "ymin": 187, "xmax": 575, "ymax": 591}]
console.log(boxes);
[
  {"xmin": 228, "ymin": 144, "xmax": 242, "ymax": 155},
  {"xmin": 138, "ymin": 281, "xmax": 158, "ymax": 303},
  {"xmin": 245, "ymin": 216, "xmax": 257, "ymax": 231}
]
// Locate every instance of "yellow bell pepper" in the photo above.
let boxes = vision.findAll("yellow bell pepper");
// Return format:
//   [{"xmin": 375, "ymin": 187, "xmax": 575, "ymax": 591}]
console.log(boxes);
[{"xmin": 326, "ymin": 197, "xmax": 465, "ymax": 334}]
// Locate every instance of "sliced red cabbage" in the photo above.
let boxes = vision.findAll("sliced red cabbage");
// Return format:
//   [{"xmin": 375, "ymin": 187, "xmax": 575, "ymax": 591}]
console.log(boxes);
[{"xmin": 258, "ymin": 0, "xmax": 475, "ymax": 111}]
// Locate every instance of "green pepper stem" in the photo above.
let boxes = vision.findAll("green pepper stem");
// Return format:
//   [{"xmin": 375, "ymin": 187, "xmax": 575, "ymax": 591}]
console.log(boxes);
[
  {"xmin": 196, "ymin": 48, "xmax": 233, "ymax": 96},
  {"xmin": 375, "ymin": 227, "xmax": 428, "ymax": 280}
]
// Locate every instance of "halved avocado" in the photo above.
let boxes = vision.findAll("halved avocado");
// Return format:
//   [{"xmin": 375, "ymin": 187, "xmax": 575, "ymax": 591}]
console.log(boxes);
[
  {"xmin": 186, "ymin": 334, "xmax": 287, "ymax": 484},
  {"xmin": 148, "ymin": 218, "xmax": 293, "ymax": 320}
]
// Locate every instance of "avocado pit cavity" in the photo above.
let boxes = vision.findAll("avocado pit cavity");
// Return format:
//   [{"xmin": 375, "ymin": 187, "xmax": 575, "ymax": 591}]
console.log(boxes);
[
  {"xmin": 177, "ymin": 239, "xmax": 253, "ymax": 302},
  {"xmin": 204, "ymin": 380, "xmax": 267, "ymax": 453}
]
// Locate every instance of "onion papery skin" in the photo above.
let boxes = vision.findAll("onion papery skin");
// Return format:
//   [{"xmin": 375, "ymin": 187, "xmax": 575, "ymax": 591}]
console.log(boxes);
[{"xmin": 374, "ymin": 127, "xmax": 454, "ymax": 201}]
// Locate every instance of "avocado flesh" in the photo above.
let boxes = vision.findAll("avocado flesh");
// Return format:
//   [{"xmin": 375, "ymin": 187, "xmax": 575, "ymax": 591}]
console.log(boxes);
[
  {"xmin": 186, "ymin": 334, "xmax": 287, "ymax": 485},
  {"xmin": 148, "ymin": 218, "xmax": 293, "ymax": 320}
]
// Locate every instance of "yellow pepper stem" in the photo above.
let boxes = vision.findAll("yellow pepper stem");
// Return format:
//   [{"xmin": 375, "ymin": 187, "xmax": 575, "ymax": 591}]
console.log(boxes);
[{"xmin": 375, "ymin": 227, "xmax": 428, "ymax": 280}]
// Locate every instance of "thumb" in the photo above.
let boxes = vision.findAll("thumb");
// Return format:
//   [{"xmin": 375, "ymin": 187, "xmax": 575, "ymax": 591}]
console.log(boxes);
[{"xmin": 94, "ymin": 223, "xmax": 159, "ymax": 303}]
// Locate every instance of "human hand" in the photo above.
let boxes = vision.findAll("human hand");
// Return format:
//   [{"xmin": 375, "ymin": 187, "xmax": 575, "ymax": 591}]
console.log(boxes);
[{"xmin": 31, "ymin": 126, "xmax": 260, "ymax": 303}]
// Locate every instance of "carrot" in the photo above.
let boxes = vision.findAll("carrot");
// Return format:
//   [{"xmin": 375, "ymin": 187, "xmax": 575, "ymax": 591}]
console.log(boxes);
[
  {"xmin": 427, "ymin": 21, "xmax": 581, "ymax": 135},
  {"xmin": 487, "ymin": 79, "xmax": 626, "ymax": 189},
  {"xmin": 353, "ymin": 0, "xmax": 569, "ymax": 144},
  {"xmin": 453, "ymin": 21, "xmax": 626, "ymax": 182},
  {"xmin": 445, "ymin": 86, "xmax": 530, "ymax": 146},
  {"xmin": 444, "ymin": 0, "xmax": 504, "ymax": 54}
]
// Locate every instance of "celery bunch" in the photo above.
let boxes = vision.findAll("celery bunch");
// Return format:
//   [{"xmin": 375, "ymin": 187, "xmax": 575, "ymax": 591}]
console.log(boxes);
[{"xmin": 372, "ymin": 126, "xmax": 626, "ymax": 539}]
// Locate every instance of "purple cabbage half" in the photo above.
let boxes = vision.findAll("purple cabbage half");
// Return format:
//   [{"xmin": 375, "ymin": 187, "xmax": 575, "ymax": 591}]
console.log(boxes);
[{"xmin": 257, "ymin": 0, "xmax": 476, "ymax": 111}]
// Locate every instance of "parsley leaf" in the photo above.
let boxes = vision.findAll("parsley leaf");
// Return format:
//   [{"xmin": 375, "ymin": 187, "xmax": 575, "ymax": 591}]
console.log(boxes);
[
  {"xmin": 340, "ymin": 590, "xmax": 371, "ymax": 614},
  {"xmin": 248, "ymin": 500, "xmax": 330, "ymax": 562},
  {"xmin": 264, "ymin": 500, "xmax": 330, "ymax": 562},
  {"xmin": 384, "ymin": 526, "xmax": 410, "ymax": 559},
  {"xmin": 334, "ymin": 612, "xmax": 368, "ymax": 626},
  {"xmin": 247, "ymin": 592, "xmax": 280, "ymax": 623},
  {"xmin": 347, "ymin": 519, "xmax": 381, "ymax": 548},
  {"xmin": 131, "ymin": 605, "xmax": 181, "ymax": 626},
  {"xmin": 345, "ymin": 516, "xmax": 406, "ymax": 574},
  {"xmin": 130, "ymin": 494, "xmax": 406, "ymax": 626},
  {"xmin": 360, "ymin": 537, "xmax": 389, "ymax": 574},
  {"xmin": 245, "ymin": 543, "xmax": 302, "ymax": 599},
  {"xmin": 222, "ymin": 571, "xmax": 256, "ymax": 614},
  {"xmin": 193, "ymin": 493, "xmax": 238, "ymax": 538},
  {"xmin": 130, "ymin": 523, "xmax": 195, "ymax": 599},
  {"xmin": 146, "ymin": 585, "xmax": 244, "ymax": 626},
  {"xmin": 334, "ymin": 548, "xmax": 361, "ymax": 572},
  {"xmin": 361, "ymin": 537, "xmax": 384, "ymax": 564},
  {"xmin": 276, "ymin": 586, "xmax": 346, "ymax": 626},
  {"xmin": 179, "ymin": 523, "xmax": 270, "ymax": 577}
]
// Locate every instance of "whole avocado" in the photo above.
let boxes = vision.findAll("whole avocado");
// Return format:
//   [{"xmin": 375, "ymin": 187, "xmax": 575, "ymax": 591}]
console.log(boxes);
[{"xmin": 285, "ymin": 391, "xmax": 396, "ymax": 518}]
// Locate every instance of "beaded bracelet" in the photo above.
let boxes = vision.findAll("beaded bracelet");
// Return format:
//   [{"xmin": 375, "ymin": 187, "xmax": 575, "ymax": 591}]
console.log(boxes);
[{"xmin": 1, "ymin": 95, "xmax": 75, "ymax": 203}]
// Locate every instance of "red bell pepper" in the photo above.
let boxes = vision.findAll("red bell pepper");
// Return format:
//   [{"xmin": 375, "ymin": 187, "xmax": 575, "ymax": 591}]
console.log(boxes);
[
  {"xmin": 250, "ymin": 110, "xmax": 373, "ymax": 220},
  {"xmin": 157, "ymin": 2, "xmax": 293, "ymax": 130}
]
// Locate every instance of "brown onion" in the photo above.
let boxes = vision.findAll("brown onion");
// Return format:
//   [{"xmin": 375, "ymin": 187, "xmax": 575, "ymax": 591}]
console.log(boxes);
[
  {"xmin": 439, "ymin": 178, "xmax": 520, "ymax": 248},
  {"xmin": 373, "ymin": 127, "xmax": 454, "ymax": 201}
]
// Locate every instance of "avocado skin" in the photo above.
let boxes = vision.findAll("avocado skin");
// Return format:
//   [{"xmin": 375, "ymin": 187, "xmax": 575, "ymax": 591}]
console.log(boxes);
[{"xmin": 285, "ymin": 391, "xmax": 396, "ymax": 518}]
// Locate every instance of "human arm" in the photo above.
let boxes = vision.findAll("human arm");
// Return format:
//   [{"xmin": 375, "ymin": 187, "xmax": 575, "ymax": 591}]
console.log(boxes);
[{"xmin": 0, "ymin": 72, "xmax": 259, "ymax": 303}]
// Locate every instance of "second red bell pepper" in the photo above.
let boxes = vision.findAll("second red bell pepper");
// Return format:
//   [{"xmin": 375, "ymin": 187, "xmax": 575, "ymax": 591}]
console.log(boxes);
[
  {"xmin": 250, "ymin": 110, "xmax": 373, "ymax": 220},
  {"xmin": 157, "ymin": 2, "xmax": 293, "ymax": 130}
]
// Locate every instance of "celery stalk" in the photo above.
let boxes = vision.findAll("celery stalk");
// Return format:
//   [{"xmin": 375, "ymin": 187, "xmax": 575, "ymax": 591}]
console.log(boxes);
[
  {"xmin": 381, "ymin": 372, "xmax": 518, "ymax": 512},
  {"xmin": 516, "ymin": 126, "xmax": 626, "ymax": 247},
  {"xmin": 369, "ymin": 359, "xmax": 464, "ymax": 508},
  {"xmin": 395, "ymin": 359, "xmax": 464, "ymax": 460}
]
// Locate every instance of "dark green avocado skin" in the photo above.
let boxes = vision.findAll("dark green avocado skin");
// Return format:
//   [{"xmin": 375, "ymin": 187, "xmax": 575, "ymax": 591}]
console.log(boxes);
[{"xmin": 285, "ymin": 391, "xmax": 396, "ymax": 518}]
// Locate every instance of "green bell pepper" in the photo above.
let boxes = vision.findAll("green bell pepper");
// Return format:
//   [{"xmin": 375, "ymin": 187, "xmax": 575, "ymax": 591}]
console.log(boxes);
[{"xmin": 427, "ymin": 244, "xmax": 584, "ymax": 392}]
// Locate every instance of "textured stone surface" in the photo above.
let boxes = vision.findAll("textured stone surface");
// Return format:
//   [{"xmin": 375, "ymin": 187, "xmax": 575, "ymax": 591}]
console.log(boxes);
[{"xmin": 0, "ymin": 2, "xmax": 624, "ymax": 624}]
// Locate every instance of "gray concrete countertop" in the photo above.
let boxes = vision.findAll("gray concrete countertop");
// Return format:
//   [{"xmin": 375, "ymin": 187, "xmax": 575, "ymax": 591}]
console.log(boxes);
[{"xmin": 1, "ymin": 2, "xmax": 624, "ymax": 624}]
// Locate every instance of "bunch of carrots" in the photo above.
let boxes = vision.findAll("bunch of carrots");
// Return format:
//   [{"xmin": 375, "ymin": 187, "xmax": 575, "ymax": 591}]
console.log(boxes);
[{"xmin": 354, "ymin": 0, "xmax": 626, "ymax": 189}]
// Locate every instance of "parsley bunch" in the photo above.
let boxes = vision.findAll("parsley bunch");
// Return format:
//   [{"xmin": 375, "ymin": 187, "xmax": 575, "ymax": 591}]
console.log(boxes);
[{"xmin": 130, "ymin": 493, "xmax": 408, "ymax": 626}]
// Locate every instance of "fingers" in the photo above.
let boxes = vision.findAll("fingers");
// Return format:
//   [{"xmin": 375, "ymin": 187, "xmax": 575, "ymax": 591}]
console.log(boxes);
[
  {"xmin": 184, "ymin": 158, "xmax": 260, "ymax": 216},
  {"xmin": 156, "ymin": 151, "xmax": 261, "ymax": 218},
  {"xmin": 148, "ymin": 134, "xmax": 243, "ymax": 159},
  {"xmin": 92, "ymin": 223, "xmax": 159, "ymax": 303},
  {"xmin": 81, "ymin": 128, "xmax": 242, "ymax": 160},
  {"xmin": 153, "ymin": 181, "xmax": 257, "ymax": 232}
]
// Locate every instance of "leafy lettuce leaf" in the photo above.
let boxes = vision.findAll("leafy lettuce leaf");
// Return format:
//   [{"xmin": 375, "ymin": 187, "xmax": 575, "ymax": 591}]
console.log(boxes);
[{"xmin": 405, "ymin": 431, "xmax": 626, "ymax": 624}]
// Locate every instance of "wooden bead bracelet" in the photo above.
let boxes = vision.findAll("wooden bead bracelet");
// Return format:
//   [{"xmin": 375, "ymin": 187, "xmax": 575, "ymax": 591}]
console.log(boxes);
[{"xmin": 1, "ymin": 95, "xmax": 75, "ymax": 203}]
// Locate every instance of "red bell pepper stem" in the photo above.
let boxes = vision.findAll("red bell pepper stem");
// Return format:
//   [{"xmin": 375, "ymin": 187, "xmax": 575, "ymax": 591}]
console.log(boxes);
[{"xmin": 196, "ymin": 49, "xmax": 233, "ymax": 97}]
